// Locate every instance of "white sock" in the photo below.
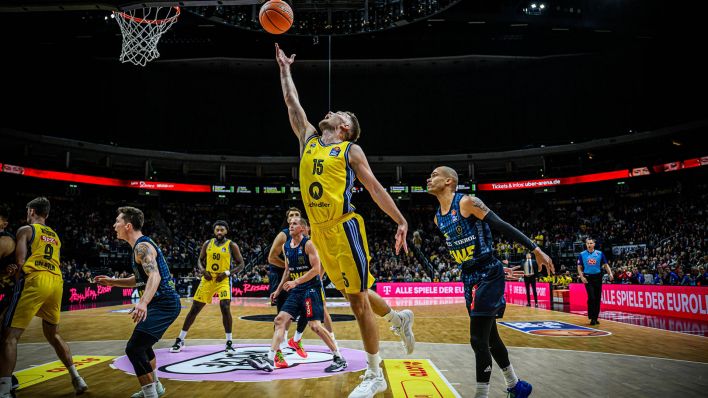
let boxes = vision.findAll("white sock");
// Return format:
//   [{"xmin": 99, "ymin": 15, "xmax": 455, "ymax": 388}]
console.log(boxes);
[
  {"xmin": 141, "ymin": 382, "xmax": 158, "ymax": 398},
  {"xmin": 293, "ymin": 330, "xmax": 304, "ymax": 342},
  {"xmin": 0, "ymin": 377, "xmax": 11, "ymax": 394},
  {"xmin": 330, "ymin": 332, "xmax": 339, "ymax": 351},
  {"xmin": 474, "ymin": 383, "xmax": 490, "ymax": 398},
  {"xmin": 178, "ymin": 330, "xmax": 187, "ymax": 340},
  {"xmin": 67, "ymin": 365, "xmax": 80, "ymax": 379},
  {"xmin": 268, "ymin": 349, "xmax": 276, "ymax": 362},
  {"xmin": 153, "ymin": 371, "xmax": 159, "ymax": 384},
  {"xmin": 501, "ymin": 365, "xmax": 518, "ymax": 389},
  {"xmin": 366, "ymin": 352, "xmax": 381, "ymax": 373},
  {"xmin": 384, "ymin": 309, "xmax": 401, "ymax": 327},
  {"xmin": 226, "ymin": 333, "xmax": 232, "ymax": 341},
  {"xmin": 332, "ymin": 350, "xmax": 341, "ymax": 358}
]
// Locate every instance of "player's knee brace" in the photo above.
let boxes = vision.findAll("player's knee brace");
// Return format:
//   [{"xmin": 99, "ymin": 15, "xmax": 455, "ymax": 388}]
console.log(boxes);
[{"xmin": 126, "ymin": 334, "xmax": 154, "ymax": 376}]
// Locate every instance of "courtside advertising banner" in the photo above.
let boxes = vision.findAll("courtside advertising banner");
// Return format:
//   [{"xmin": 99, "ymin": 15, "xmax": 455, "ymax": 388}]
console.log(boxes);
[
  {"xmin": 376, "ymin": 281, "xmax": 552, "ymax": 303},
  {"xmin": 505, "ymin": 281, "xmax": 552, "ymax": 303},
  {"xmin": 570, "ymin": 283, "xmax": 708, "ymax": 321}
]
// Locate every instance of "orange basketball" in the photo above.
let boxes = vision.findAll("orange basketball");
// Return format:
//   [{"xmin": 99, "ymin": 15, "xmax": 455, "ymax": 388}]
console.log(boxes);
[{"xmin": 259, "ymin": 0, "xmax": 294, "ymax": 35}]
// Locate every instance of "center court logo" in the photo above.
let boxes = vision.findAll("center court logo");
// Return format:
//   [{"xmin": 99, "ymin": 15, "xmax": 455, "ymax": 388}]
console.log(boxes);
[{"xmin": 112, "ymin": 344, "xmax": 367, "ymax": 382}]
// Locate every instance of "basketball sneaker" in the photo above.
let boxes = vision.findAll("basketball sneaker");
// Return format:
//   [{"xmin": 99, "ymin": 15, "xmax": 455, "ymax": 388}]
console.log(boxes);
[
  {"xmin": 325, "ymin": 355, "xmax": 348, "ymax": 373},
  {"xmin": 507, "ymin": 379, "xmax": 532, "ymax": 398},
  {"xmin": 170, "ymin": 338, "xmax": 184, "ymax": 353},
  {"xmin": 288, "ymin": 337, "xmax": 308, "ymax": 358},
  {"xmin": 10, "ymin": 375, "xmax": 18, "ymax": 391},
  {"xmin": 274, "ymin": 350, "xmax": 289, "ymax": 368},
  {"xmin": 246, "ymin": 355, "xmax": 275, "ymax": 372},
  {"xmin": 390, "ymin": 309, "xmax": 415, "ymax": 354},
  {"xmin": 131, "ymin": 381, "xmax": 165, "ymax": 398},
  {"xmin": 72, "ymin": 376, "xmax": 88, "ymax": 395},
  {"xmin": 348, "ymin": 368, "xmax": 387, "ymax": 398},
  {"xmin": 225, "ymin": 340, "xmax": 236, "ymax": 355}
]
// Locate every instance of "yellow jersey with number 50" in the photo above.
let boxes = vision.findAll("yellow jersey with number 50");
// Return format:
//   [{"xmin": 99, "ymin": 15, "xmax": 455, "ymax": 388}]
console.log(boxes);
[
  {"xmin": 23, "ymin": 224, "xmax": 62, "ymax": 277},
  {"xmin": 206, "ymin": 238, "xmax": 232, "ymax": 275},
  {"xmin": 299, "ymin": 136, "xmax": 356, "ymax": 224}
]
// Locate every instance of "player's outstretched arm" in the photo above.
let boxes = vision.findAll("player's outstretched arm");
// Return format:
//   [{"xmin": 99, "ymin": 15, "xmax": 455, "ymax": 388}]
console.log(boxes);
[
  {"xmin": 349, "ymin": 144, "xmax": 408, "ymax": 254},
  {"xmin": 460, "ymin": 195, "xmax": 554, "ymax": 274},
  {"xmin": 275, "ymin": 43, "xmax": 317, "ymax": 153}
]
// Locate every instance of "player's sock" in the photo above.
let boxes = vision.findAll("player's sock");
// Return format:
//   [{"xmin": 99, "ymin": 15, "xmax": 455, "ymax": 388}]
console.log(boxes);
[
  {"xmin": 0, "ymin": 377, "xmax": 11, "ymax": 394},
  {"xmin": 501, "ymin": 365, "xmax": 518, "ymax": 389},
  {"xmin": 267, "ymin": 350, "xmax": 276, "ymax": 362},
  {"xmin": 330, "ymin": 332, "xmax": 339, "ymax": 351},
  {"xmin": 474, "ymin": 383, "xmax": 489, "ymax": 398},
  {"xmin": 178, "ymin": 330, "xmax": 187, "ymax": 340},
  {"xmin": 67, "ymin": 365, "xmax": 80, "ymax": 379},
  {"xmin": 366, "ymin": 352, "xmax": 381, "ymax": 373},
  {"xmin": 293, "ymin": 330, "xmax": 303, "ymax": 342},
  {"xmin": 153, "ymin": 371, "xmax": 159, "ymax": 384},
  {"xmin": 226, "ymin": 333, "xmax": 232, "ymax": 341},
  {"xmin": 332, "ymin": 350, "xmax": 341, "ymax": 358},
  {"xmin": 384, "ymin": 309, "xmax": 402, "ymax": 327},
  {"xmin": 141, "ymin": 382, "xmax": 158, "ymax": 398}
]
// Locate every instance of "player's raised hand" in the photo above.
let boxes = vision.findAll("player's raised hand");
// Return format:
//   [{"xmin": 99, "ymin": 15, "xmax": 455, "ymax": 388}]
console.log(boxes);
[
  {"xmin": 395, "ymin": 223, "xmax": 409, "ymax": 255},
  {"xmin": 533, "ymin": 247, "xmax": 555, "ymax": 275},
  {"xmin": 275, "ymin": 43, "xmax": 296, "ymax": 68}
]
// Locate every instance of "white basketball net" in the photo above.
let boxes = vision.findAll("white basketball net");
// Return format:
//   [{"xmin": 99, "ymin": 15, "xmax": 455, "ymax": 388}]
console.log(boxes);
[{"xmin": 113, "ymin": 7, "xmax": 180, "ymax": 67}]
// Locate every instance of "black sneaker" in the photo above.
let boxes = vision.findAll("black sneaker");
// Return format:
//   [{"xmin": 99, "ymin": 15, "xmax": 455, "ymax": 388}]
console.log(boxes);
[
  {"xmin": 170, "ymin": 338, "xmax": 184, "ymax": 353},
  {"xmin": 225, "ymin": 340, "xmax": 236, "ymax": 356},
  {"xmin": 246, "ymin": 355, "xmax": 275, "ymax": 372},
  {"xmin": 324, "ymin": 355, "xmax": 348, "ymax": 373},
  {"xmin": 11, "ymin": 375, "xmax": 18, "ymax": 390}
]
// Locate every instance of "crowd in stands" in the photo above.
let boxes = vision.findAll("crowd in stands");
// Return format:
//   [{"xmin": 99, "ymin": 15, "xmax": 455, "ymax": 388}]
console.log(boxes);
[{"xmin": 2, "ymin": 182, "xmax": 706, "ymax": 287}]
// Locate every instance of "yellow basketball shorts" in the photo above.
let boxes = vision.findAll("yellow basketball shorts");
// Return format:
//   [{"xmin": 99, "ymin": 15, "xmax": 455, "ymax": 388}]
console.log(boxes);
[
  {"xmin": 193, "ymin": 274, "xmax": 231, "ymax": 303},
  {"xmin": 311, "ymin": 212, "xmax": 375, "ymax": 294},
  {"xmin": 5, "ymin": 271, "xmax": 63, "ymax": 329}
]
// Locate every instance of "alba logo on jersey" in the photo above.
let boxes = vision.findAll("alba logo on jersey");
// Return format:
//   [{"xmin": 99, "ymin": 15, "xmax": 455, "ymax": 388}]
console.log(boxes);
[{"xmin": 309, "ymin": 182, "xmax": 324, "ymax": 200}]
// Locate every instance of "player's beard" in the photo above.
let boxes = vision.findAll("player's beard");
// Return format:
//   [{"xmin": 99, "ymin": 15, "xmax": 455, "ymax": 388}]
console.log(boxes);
[{"xmin": 318, "ymin": 117, "xmax": 337, "ymax": 132}]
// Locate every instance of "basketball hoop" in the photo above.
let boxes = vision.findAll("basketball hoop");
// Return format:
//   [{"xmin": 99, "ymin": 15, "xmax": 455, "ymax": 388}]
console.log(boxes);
[{"xmin": 113, "ymin": 7, "xmax": 180, "ymax": 67}]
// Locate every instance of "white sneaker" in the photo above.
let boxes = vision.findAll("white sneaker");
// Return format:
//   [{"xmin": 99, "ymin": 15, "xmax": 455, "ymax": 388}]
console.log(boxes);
[
  {"xmin": 390, "ymin": 309, "xmax": 415, "ymax": 354},
  {"xmin": 72, "ymin": 376, "xmax": 88, "ymax": 395},
  {"xmin": 348, "ymin": 369, "xmax": 387, "ymax": 398},
  {"xmin": 131, "ymin": 381, "xmax": 165, "ymax": 398},
  {"xmin": 170, "ymin": 338, "xmax": 184, "ymax": 353}
]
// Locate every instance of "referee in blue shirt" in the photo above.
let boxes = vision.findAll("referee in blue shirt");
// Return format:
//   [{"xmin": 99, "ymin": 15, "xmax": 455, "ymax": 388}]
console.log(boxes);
[{"xmin": 577, "ymin": 237, "xmax": 613, "ymax": 325}]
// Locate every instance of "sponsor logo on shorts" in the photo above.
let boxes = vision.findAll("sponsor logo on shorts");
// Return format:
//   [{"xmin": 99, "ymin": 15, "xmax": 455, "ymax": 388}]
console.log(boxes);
[{"xmin": 499, "ymin": 321, "xmax": 611, "ymax": 337}]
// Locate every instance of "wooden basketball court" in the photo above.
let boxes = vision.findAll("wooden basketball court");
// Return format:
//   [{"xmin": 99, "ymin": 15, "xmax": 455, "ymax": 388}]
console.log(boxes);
[{"xmin": 13, "ymin": 298, "xmax": 708, "ymax": 397}]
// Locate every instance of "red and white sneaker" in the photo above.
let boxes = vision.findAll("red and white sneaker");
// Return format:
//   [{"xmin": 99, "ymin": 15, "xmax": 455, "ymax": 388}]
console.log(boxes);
[{"xmin": 288, "ymin": 337, "xmax": 308, "ymax": 358}]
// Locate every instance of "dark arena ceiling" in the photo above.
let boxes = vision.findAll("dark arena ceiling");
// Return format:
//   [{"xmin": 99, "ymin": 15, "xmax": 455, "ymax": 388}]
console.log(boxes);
[{"xmin": 0, "ymin": 1, "xmax": 704, "ymax": 157}]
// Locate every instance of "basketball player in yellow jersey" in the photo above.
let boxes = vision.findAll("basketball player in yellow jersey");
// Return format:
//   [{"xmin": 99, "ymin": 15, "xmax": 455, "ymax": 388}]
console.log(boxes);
[
  {"xmin": 0, "ymin": 197, "xmax": 88, "ymax": 397},
  {"xmin": 276, "ymin": 43, "xmax": 415, "ymax": 398},
  {"xmin": 170, "ymin": 220, "xmax": 244, "ymax": 354}
]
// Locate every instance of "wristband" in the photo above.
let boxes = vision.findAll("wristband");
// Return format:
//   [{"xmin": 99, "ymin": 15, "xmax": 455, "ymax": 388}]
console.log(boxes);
[{"xmin": 224, "ymin": 270, "xmax": 231, "ymax": 276}]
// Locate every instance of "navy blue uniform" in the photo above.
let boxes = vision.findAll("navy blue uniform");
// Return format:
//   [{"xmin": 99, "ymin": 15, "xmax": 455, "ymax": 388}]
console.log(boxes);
[
  {"xmin": 280, "ymin": 236, "xmax": 324, "ymax": 322},
  {"xmin": 436, "ymin": 193, "xmax": 506, "ymax": 318},
  {"xmin": 0, "ymin": 231, "xmax": 16, "ymax": 311},
  {"xmin": 269, "ymin": 227, "xmax": 290, "ymax": 311},
  {"xmin": 132, "ymin": 236, "xmax": 181, "ymax": 339}
]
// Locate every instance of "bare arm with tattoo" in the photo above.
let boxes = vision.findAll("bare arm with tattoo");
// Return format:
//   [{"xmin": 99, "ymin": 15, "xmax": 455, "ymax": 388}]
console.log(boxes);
[{"xmin": 131, "ymin": 242, "xmax": 162, "ymax": 322}]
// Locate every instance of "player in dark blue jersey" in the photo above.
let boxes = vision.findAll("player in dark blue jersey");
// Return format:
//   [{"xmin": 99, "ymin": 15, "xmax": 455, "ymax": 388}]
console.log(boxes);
[
  {"xmin": 248, "ymin": 216, "xmax": 346, "ymax": 373},
  {"xmin": 427, "ymin": 167, "xmax": 554, "ymax": 398},
  {"xmin": 96, "ymin": 207, "xmax": 180, "ymax": 398},
  {"xmin": 0, "ymin": 205, "xmax": 20, "ymax": 395},
  {"xmin": 267, "ymin": 207, "xmax": 338, "ymax": 358}
]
